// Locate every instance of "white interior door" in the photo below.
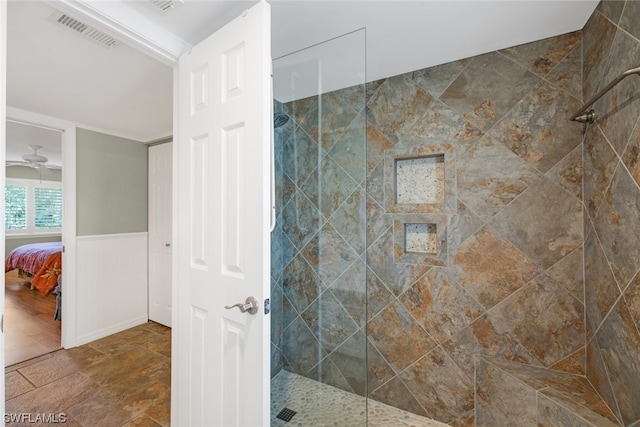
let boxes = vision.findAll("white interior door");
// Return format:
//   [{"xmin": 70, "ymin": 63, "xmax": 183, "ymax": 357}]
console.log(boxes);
[
  {"xmin": 148, "ymin": 142, "xmax": 172, "ymax": 327},
  {"xmin": 174, "ymin": 1, "xmax": 271, "ymax": 426}
]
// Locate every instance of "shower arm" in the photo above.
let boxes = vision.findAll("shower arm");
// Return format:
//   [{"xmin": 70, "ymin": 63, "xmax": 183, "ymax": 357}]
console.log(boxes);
[{"xmin": 570, "ymin": 65, "xmax": 640, "ymax": 123}]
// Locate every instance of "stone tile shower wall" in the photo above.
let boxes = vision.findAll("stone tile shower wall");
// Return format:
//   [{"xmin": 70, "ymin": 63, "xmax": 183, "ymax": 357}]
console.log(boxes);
[
  {"xmin": 273, "ymin": 32, "xmax": 591, "ymax": 426},
  {"xmin": 582, "ymin": 2, "xmax": 640, "ymax": 426},
  {"xmin": 365, "ymin": 32, "xmax": 585, "ymax": 425},
  {"xmin": 271, "ymin": 90, "xmax": 368, "ymax": 395}
]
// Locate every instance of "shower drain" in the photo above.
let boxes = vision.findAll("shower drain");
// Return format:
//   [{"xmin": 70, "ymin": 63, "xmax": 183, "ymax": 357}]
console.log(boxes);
[{"xmin": 276, "ymin": 407, "xmax": 297, "ymax": 422}]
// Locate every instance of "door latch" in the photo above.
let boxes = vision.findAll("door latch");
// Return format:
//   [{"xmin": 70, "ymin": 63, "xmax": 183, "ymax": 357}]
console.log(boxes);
[{"xmin": 225, "ymin": 296, "xmax": 258, "ymax": 315}]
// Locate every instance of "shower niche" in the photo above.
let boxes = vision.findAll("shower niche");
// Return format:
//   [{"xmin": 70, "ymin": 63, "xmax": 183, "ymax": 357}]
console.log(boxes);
[{"xmin": 385, "ymin": 144, "xmax": 454, "ymax": 266}]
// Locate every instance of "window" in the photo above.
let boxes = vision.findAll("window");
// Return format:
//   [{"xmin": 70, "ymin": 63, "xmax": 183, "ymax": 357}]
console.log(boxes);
[{"xmin": 5, "ymin": 178, "xmax": 62, "ymax": 235}]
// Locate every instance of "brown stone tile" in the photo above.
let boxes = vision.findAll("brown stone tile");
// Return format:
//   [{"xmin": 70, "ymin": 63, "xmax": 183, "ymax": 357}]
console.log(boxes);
[
  {"xmin": 622, "ymin": 120, "xmax": 640, "ymax": 189},
  {"xmin": 144, "ymin": 389, "xmax": 170, "ymax": 427},
  {"xmin": 447, "ymin": 199, "xmax": 485, "ymax": 253},
  {"xmin": 300, "ymin": 223, "xmax": 359, "ymax": 287},
  {"xmin": 365, "ymin": 266, "xmax": 394, "ymax": 321},
  {"xmin": 5, "ymin": 371, "xmax": 35, "ymax": 400},
  {"xmin": 366, "ymin": 226, "xmax": 431, "ymax": 296},
  {"xmin": 442, "ymin": 314, "xmax": 543, "ymax": 378},
  {"xmin": 394, "ymin": 99, "xmax": 484, "ymax": 153},
  {"xmin": 597, "ymin": 0, "xmax": 625, "ymax": 24},
  {"xmin": 5, "ymin": 372, "xmax": 97, "ymax": 415},
  {"xmin": 411, "ymin": 59, "xmax": 471, "ymax": 99},
  {"xmin": 538, "ymin": 391, "xmax": 620, "ymax": 427},
  {"xmin": 87, "ymin": 327, "xmax": 151, "ymax": 356},
  {"xmin": 65, "ymin": 387, "xmax": 135, "ymax": 427},
  {"xmin": 366, "ymin": 74, "xmax": 436, "ymax": 144},
  {"xmin": 489, "ymin": 80, "xmax": 583, "ymax": 173},
  {"xmin": 368, "ymin": 300, "xmax": 437, "ymax": 372},
  {"xmin": 400, "ymin": 268, "xmax": 484, "ymax": 344},
  {"xmin": 595, "ymin": 297, "xmax": 640, "ymax": 424},
  {"xmin": 584, "ymin": 230, "xmax": 620, "ymax": 336},
  {"xmin": 499, "ymin": 31, "xmax": 581, "ymax": 77},
  {"xmin": 490, "ymin": 176, "xmax": 583, "ymax": 270},
  {"xmin": 104, "ymin": 376, "xmax": 170, "ymax": 420},
  {"xmin": 329, "ymin": 259, "xmax": 367, "ymax": 327},
  {"xmin": 624, "ymin": 272, "xmax": 640, "ymax": 330},
  {"xmin": 550, "ymin": 347, "xmax": 586, "ymax": 376},
  {"xmin": 475, "ymin": 359, "xmax": 537, "ymax": 426},
  {"xmin": 450, "ymin": 225, "xmax": 541, "ymax": 309},
  {"xmin": 545, "ymin": 41, "xmax": 582, "ymax": 100},
  {"xmin": 456, "ymin": 135, "xmax": 541, "ymax": 221},
  {"xmin": 366, "ymin": 122, "xmax": 395, "ymax": 172},
  {"xmin": 593, "ymin": 166, "xmax": 640, "ymax": 289},
  {"xmin": 583, "ymin": 126, "xmax": 618, "ymax": 221},
  {"xmin": 123, "ymin": 414, "xmax": 163, "ymax": 427},
  {"xmin": 400, "ymin": 348, "xmax": 474, "ymax": 423},
  {"xmin": 138, "ymin": 321, "xmax": 170, "ymax": 336},
  {"xmin": 586, "ymin": 337, "xmax": 623, "ymax": 424},
  {"xmin": 546, "ymin": 246, "xmax": 584, "ymax": 303},
  {"xmin": 328, "ymin": 185, "xmax": 366, "ymax": 255},
  {"xmin": 301, "ymin": 289, "xmax": 359, "ymax": 353},
  {"xmin": 440, "ymin": 51, "xmax": 539, "ymax": 132},
  {"xmin": 582, "ymin": 9, "xmax": 617, "ymax": 101},
  {"xmin": 448, "ymin": 410, "xmax": 474, "ymax": 427},
  {"xmin": 595, "ymin": 28, "xmax": 640, "ymax": 157},
  {"xmin": 541, "ymin": 377, "xmax": 620, "ymax": 424},
  {"xmin": 82, "ymin": 347, "xmax": 168, "ymax": 388},
  {"xmin": 544, "ymin": 143, "xmax": 583, "ymax": 202},
  {"xmin": 491, "ymin": 274, "xmax": 584, "ymax": 367},
  {"xmin": 368, "ymin": 376, "xmax": 429, "ymax": 418}
]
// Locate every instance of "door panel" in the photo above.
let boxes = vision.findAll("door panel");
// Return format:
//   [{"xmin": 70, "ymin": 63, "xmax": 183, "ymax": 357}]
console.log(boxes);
[
  {"xmin": 148, "ymin": 142, "xmax": 172, "ymax": 327},
  {"xmin": 174, "ymin": 2, "xmax": 271, "ymax": 426}
]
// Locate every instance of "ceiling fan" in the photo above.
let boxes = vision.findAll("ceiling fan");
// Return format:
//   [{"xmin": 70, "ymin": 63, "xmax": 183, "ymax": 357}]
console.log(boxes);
[{"xmin": 6, "ymin": 145, "xmax": 61, "ymax": 174}]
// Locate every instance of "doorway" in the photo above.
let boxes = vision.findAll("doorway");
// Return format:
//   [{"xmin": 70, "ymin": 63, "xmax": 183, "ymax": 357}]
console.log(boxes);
[{"xmin": 4, "ymin": 119, "xmax": 63, "ymax": 366}]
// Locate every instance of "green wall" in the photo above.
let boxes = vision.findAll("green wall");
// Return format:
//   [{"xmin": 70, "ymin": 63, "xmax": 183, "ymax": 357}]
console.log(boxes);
[{"xmin": 76, "ymin": 128, "xmax": 148, "ymax": 236}]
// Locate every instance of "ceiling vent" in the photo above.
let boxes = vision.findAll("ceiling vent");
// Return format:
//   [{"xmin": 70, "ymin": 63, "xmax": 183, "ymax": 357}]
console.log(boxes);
[
  {"xmin": 50, "ymin": 12, "xmax": 119, "ymax": 50},
  {"xmin": 149, "ymin": 0, "xmax": 184, "ymax": 13}
]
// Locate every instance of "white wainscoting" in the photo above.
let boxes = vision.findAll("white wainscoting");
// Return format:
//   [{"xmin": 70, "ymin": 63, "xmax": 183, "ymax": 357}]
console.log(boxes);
[{"xmin": 75, "ymin": 232, "xmax": 148, "ymax": 345}]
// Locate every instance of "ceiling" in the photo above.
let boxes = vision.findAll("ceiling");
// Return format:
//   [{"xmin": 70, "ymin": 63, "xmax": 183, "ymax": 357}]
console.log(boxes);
[{"xmin": 5, "ymin": 0, "xmax": 599, "ymax": 165}]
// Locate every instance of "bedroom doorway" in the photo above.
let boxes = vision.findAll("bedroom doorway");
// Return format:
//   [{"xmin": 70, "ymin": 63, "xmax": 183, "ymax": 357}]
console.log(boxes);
[{"xmin": 4, "ymin": 119, "xmax": 63, "ymax": 366}]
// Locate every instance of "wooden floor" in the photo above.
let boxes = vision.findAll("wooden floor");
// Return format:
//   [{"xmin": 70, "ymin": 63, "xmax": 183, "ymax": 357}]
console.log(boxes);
[
  {"xmin": 5, "ymin": 270, "xmax": 61, "ymax": 366},
  {"xmin": 5, "ymin": 321, "xmax": 171, "ymax": 426}
]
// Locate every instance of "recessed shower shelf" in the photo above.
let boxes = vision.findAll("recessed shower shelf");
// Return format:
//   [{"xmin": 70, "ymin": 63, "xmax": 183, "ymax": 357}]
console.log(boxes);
[{"xmin": 405, "ymin": 223, "xmax": 438, "ymax": 254}]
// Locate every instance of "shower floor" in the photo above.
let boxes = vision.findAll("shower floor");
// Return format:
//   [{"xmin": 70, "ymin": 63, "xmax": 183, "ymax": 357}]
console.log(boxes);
[{"xmin": 271, "ymin": 370, "xmax": 451, "ymax": 426}]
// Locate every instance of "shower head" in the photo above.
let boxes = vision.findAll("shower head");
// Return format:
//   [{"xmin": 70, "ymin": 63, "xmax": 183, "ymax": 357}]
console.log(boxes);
[{"xmin": 274, "ymin": 112, "xmax": 290, "ymax": 129}]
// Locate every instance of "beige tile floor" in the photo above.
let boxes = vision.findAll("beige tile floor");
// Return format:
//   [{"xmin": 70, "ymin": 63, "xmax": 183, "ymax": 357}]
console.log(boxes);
[{"xmin": 5, "ymin": 322, "xmax": 170, "ymax": 427}]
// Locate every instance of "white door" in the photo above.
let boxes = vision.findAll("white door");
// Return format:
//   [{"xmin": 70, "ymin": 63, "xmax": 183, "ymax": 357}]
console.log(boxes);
[
  {"xmin": 174, "ymin": 1, "xmax": 271, "ymax": 426},
  {"xmin": 148, "ymin": 142, "xmax": 172, "ymax": 327}
]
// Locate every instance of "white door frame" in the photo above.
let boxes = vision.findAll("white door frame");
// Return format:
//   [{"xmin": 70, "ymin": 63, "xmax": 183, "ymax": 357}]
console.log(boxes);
[{"xmin": 5, "ymin": 107, "xmax": 78, "ymax": 349}]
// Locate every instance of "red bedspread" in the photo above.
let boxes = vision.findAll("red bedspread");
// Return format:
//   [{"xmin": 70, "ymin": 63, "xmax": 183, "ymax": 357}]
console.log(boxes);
[{"xmin": 5, "ymin": 242, "xmax": 62, "ymax": 296}]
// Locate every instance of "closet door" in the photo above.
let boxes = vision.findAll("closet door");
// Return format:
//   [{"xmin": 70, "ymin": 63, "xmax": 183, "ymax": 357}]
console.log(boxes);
[{"xmin": 148, "ymin": 142, "xmax": 172, "ymax": 327}]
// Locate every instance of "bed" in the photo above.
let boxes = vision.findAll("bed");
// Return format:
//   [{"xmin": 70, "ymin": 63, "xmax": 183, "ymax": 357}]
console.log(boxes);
[{"xmin": 5, "ymin": 241, "xmax": 62, "ymax": 296}]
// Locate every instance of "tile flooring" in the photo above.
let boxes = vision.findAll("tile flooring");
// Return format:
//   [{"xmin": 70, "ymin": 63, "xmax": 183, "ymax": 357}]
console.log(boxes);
[
  {"xmin": 5, "ymin": 321, "xmax": 170, "ymax": 427},
  {"xmin": 271, "ymin": 370, "xmax": 451, "ymax": 427},
  {"xmin": 7, "ymin": 321, "xmax": 449, "ymax": 427}
]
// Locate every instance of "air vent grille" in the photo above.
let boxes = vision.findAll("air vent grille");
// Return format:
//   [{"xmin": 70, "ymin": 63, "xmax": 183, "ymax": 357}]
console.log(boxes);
[
  {"xmin": 52, "ymin": 13, "xmax": 119, "ymax": 49},
  {"xmin": 149, "ymin": 0, "xmax": 184, "ymax": 12}
]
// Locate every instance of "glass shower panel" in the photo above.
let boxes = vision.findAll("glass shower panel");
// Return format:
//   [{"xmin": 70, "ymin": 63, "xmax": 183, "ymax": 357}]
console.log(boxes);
[{"xmin": 270, "ymin": 29, "xmax": 367, "ymax": 426}]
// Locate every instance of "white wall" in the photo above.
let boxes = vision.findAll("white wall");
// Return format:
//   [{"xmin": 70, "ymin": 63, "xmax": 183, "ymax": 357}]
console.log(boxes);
[{"xmin": 75, "ymin": 232, "xmax": 148, "ymax": 344}]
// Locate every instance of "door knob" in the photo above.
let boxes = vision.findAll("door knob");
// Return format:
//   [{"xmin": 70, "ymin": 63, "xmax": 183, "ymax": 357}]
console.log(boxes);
[{"xmin": 225, "ymin": 296, "xmax": 258, "ymax": 315}]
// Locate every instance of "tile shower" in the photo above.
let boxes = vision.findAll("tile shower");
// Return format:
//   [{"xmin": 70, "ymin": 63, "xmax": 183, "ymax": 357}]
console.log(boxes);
[{"xmin": 271, "ymin": 1, "xmax": 640, "ymax": 425}]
